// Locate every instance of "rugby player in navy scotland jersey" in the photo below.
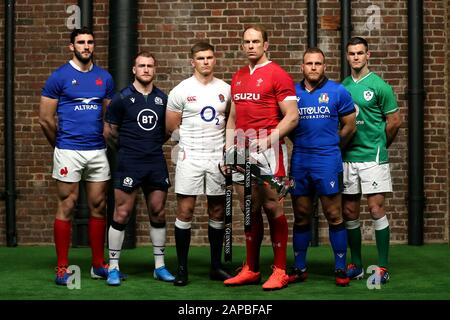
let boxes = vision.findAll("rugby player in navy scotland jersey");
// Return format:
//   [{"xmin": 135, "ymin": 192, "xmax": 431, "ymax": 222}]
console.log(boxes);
[{"xmin": 103, "ymin": 51, "xmax": 174, "ymax": 286}]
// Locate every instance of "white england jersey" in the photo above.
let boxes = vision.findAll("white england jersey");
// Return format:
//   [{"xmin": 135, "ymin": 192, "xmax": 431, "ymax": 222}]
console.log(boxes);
[{"xmin": 167, "ymin": 76, "xmax": 230, "ymax": 160}]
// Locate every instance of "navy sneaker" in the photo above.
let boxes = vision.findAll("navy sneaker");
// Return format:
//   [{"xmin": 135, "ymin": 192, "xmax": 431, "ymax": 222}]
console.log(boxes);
[
  {"xmin": 347, "ymin": 263, "xmax": 364, "ymax": 280},
  {"xmin": 153, "ymin": 266, "xmax": 175, "ymax": 282},
  {"xmin": 55, "ymin": 265, "xmax": 71, "ymax": 286},
  {"xmin": 106, "ymin": 268, "xmax": 121, "ymax": 286},
  {"xmin": 371, "ymin": 266, "xmax": 390, "ymax": 285}
]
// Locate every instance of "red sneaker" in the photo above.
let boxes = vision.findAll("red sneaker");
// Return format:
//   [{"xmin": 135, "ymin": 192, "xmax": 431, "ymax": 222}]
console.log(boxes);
[
  {"xmin": 335, "ymin": 269, "xmax": 350, "ymax": 287},
  {"xmin": 288, "ymin": 267, "xmax": 308, "ymax": 284},
  {"xmin": 262, "ymin": 266, "xmax": 289, "ymax": 290},
  {"xmin": 224, "ymin": 264, "xmax": 261, "ymax": 286}
]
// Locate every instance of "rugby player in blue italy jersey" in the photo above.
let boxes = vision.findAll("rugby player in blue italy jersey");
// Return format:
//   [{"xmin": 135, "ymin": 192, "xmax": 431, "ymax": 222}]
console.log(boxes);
[
  {"xmin": 39, "ymin": 27, "xmax": 114, "ymax": 286},
  {"xmin": 103, "ymin": 51, "xmax": 174, "ymax": 286},
  {"xmin": 288, "ymin": 47, "xmax": 356, "ymax": 287}
]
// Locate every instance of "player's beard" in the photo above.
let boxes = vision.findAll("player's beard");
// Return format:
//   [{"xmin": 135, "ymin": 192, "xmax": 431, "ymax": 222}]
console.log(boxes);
[
  {"xmin": 74, "ymin": 49, "xmax": 93, "ymax": 65},
  {"xmin": 136, "ymin": 74, "xmax": 154, "ymax": 86}
]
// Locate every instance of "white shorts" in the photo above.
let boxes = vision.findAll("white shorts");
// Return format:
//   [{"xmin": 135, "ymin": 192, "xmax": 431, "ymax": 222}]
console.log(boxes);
[
  {"xmin": 342, "ymin": 161, "xmax": 392, "ymax": 195},
  {"xmin": 52, "ymin": 147, "xmax": 110, "ymax": 183},
  {"xmin": 174, "ymin": 151, "xmax": 225, "ymax": 196},
  {"xmin": 233, "ymin": 144, "xmax": 289, "ymax": 183}
]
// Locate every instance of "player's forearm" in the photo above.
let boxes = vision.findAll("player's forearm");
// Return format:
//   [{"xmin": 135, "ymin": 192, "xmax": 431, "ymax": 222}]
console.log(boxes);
[
  {"xmin": 103, "ymin": 122, "xmax": 119, "ymax": 149},
  {"xmin": 225, "ymin": 110, "xmax": 236, "ymax": 149},
  {"xmin": 271, "ymin": 111, "xmax": 299, "ymax": 146},
  {"xmin": 339, "ymin": 123, "xmax": 356, "ymax": 149},
  {"xmin": 39, "ymin": 120, "xmax": 57, "ymax": 148},
  {"xmin": 385, "ymin": 112, "xmax": 402, "ymax": 148},
  {"xmin": 386, "ymin": 125, "xmax": 400, "ymax": 148}
]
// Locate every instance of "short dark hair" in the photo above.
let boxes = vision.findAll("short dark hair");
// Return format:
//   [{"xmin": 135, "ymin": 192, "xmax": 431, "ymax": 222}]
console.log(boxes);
[
  {"xmin": 243, "ymin": 25, "xmax": 268, "ymax": 42},
  {"xmin": 303, "ymin": 47, "xmax": 325, "ymax": 61},
  {"xmin": 70, "ymin": 27, "xmax": 94, "ymax": 44},
  {"xmin": 134, "ymin": 51, "xmax": 156, "ymax": 65},
  {"xmin": 190, "ymin": 42, "xmax": 214, "ymax": 58},
  {"xmin": 346, "ymin": 37, "xmax": 369, "ymax": 51}
]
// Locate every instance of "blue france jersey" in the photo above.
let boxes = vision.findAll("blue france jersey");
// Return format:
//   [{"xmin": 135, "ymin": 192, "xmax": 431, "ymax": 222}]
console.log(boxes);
[
  {"xmin": 105, "ymin": 84, "xmax": 167, "ymax": 163},
  {"xmin": 41, "ymin": 62, "xmax": 114, "ymax": 150},
  {"xmin": 291, "ymin": 78, "xmax": 354, "ymax": 155}
]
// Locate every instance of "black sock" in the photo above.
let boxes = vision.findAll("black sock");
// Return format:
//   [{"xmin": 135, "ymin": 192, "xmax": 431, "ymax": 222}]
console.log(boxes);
[
  {"xmin": 175, "ymin": 225, "xmax": 191, "ymax": 270},
  {"xmin": 208, "ymin": 225, "xmax": 225, "ymax": 269}
]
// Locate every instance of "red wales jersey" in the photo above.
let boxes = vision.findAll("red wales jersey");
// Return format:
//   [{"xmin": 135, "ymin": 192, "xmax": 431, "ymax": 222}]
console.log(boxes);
[{"xmin": 231, "ymin": 61, "xmax": 296, "ymax": 135}]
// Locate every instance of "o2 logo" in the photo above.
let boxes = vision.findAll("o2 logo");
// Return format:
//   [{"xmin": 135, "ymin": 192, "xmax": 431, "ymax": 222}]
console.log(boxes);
[
  {"xmin": 200, "ymin": 106, "xmax": 220, "ymax": 125},
  {"xmin": 137, "ymin": 109, "xmax": 158, "ymax": 131}
]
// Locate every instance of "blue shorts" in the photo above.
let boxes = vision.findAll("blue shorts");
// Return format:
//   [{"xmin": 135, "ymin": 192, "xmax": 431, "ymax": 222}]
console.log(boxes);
[
  {"xmin": 290, "ymin": 152, "xmax": 343, "ymax": 196},
  {"xmin": 114, "ymin": 156, "xmax": 170, "ymax": 192}
]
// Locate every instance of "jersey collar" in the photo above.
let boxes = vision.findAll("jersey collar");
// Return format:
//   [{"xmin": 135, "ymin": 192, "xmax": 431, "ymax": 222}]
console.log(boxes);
[
  {"xmin": 69, "ymin": 60, "xmax": 94, "ymax": 72},
  {"xmin": 248, "ymin": 60, "xmax": 272, "ymax": 75},
  {"xmin": 300, "ymin": 76, "xmax": 328, "ymax": 93},
  {"xmin": 351, "ymin": 71, "xmax": 372, "ymax": 83}
]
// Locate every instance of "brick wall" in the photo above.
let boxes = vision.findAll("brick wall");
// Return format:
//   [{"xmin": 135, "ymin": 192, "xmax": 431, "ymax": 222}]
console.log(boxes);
[{"xmin": 0, "ymin": 0, "xmax": 448, "ymax": 246}]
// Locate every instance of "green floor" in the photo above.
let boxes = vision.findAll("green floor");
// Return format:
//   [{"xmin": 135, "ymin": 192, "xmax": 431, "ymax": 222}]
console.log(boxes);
[{"xmin": 0, "ymin": 244, "xmax": 449, "ymax": 300}]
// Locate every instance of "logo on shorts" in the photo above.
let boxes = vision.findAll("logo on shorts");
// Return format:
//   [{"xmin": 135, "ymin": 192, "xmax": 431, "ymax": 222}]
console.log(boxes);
[
  {"xmin": 165, "ymin": 178, "xmax": 170, "ymax": 185},
  {"xmin": 364, "ymin": 90, "xmax": 374, "ymax": 101},
  {"xmin": 372, "ymin": 181, "xmax": 378, "ymax": 189},
  {"xmin": 60, "ymin": 166, "xmax": 69, "ymax": 177},
  {"xmin": 330, "ymin": 181, "xmax": 335, "ymax": 188},
  {"xmin": 123, "ymin": 177, "xmax": 133, "ymax": 187}
]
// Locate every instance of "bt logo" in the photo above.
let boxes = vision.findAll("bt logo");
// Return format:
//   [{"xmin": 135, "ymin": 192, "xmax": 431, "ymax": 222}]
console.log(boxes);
[{"xmin": 137, "ymin": 109, "xmax": 158, "ymax": 131}]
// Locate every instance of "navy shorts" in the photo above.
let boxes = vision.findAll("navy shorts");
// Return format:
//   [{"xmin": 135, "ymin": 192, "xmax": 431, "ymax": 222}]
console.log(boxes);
[
  {"xmin": 290, "ymin": 152, "xmax": 343, "ymax": 196},
  {"xmin": 114, "ymin": 157, "xmax": 170, "ymax": 193}
]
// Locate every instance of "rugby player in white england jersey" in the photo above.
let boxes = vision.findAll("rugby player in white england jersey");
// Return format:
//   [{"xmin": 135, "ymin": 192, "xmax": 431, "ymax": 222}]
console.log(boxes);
[{"xmin": 166, "ymin": 42, "xmax": 232, "ymax": 286}]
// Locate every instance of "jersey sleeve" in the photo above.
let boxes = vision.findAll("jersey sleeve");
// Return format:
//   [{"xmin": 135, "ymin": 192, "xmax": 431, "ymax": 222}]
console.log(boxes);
[
  {"xmin": 272, "ymin": 67, "xmax": 297, "ymax": 102},
  {"xmin": 104, "ymin": 73, "xmax": 115, "ymax": 100},
  {"xmin": 377, "ymin": 81, "xmax": 399, "ymax": 115},
  {"xmin": 167, "ymin": 85, "xmax": 184, "ymax": 113},
  {"xmin": 105, "ymin": 93, "xmax": 124, "ymax": 125},
  {"xmin": 41, "ymin": 70, "xmax": 62, "ymax": 99},
  {"xmin": 337, "ymin": 84, "xmax": 356, "ymax": 116}
]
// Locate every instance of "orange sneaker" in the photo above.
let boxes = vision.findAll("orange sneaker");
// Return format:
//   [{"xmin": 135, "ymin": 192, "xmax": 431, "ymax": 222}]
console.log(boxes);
[
  {"xmin": 262, "ymin": 266, "xmax": 289, "ymax": 290},
  {"xmin": 224, "ymin": 264, "xmax": 261, "ymax": 286}
]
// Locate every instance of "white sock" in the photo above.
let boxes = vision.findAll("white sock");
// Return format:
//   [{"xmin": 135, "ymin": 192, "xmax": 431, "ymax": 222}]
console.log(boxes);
[
  {"xmin": 151, "ymin": 225, "xmax": 166, "ymax": 269},
  {"xmin": 108, "ymin": 225, "xmax": 125, "ymax": 270}
]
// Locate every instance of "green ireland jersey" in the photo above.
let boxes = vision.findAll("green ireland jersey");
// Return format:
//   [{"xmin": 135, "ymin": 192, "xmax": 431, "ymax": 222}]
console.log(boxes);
[{"xmin": 342, "ymin": 72, "xmax": 398, "ymax": 163}]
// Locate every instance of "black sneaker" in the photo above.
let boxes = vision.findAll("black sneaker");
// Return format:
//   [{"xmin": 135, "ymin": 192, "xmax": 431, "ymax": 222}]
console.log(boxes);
[{"xmin": 174, "ymin": 266, "xmax": 188, "ymax": 286}]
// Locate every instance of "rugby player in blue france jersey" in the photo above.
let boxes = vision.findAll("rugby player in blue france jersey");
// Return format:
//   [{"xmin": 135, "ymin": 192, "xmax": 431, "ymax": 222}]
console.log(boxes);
[
  {"xmin": 39, "ymin": 27, "xmax": 114, "ymax": 286},
  {"xmin": 288, "ymin": 47, "xmax": 356, "ymax": 287},
  {"xmin": 103, "ymin": 51, "xmax": 175, "ymax": 286}
]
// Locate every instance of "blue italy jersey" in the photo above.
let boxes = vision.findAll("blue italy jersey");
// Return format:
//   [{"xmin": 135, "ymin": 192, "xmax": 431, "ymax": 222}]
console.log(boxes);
[
  {"xmin": 105, "ymin": 84, "xmax": 168, "ymax": 163},
  {"xmin": 291, "ymin": 78, "xmax": 355, "ymax": 156},
  {"xmin": 41, "ymin": 61, "xmax": 114, "ymax": 150}
]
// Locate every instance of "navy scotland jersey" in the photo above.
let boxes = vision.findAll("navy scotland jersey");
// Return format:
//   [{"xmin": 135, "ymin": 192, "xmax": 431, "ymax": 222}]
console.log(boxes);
[
  {"xmin": 41, "ymin": 61, "xmax": 115, "ymax": 150},
  {"xmin": 291, "ymin": 78, "xmax": 355, "ymax": 157},
  {"xmin": 105, "ymin": 84, "xmax": 167, "ymax": 164}
]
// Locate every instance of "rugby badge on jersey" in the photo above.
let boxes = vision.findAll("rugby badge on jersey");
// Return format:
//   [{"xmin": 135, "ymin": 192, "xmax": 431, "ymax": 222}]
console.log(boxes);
[
  {"xmin": 363, "ymin": 90, "xmax": 374, "ymax": 101},
  {"xmin": 218, "ymin": 94, "xmax": 225, "ymax": 103},
  {"xmin": 256, "ymin": 78, "xmax": 264, "ymax": 87},
  {"xmin": 318, "ymin": 93, "xmax": 329, "ymax": 104},
  {"xmin": 154, "ymin": 96, "xmax": 163, "ymax": 105},
  {"xmin": 95, "ymin": 78, "xmax": 103, "ymax": 86}
]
